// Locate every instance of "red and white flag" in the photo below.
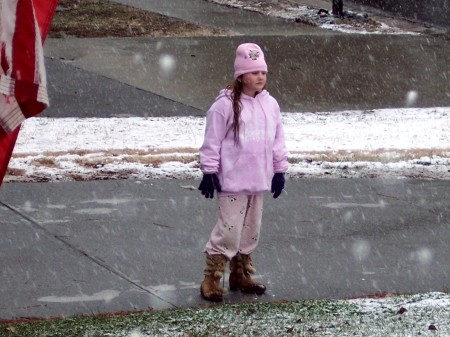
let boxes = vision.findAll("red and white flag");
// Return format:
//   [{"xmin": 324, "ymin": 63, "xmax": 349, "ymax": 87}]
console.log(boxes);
[{"xmin": 0, "ymin": 0, "xmax": 58, "ymax": 185}]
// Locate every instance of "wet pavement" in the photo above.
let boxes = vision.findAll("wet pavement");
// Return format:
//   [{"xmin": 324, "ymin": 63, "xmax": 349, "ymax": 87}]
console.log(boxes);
[
  {"xmin": 1, "ymin": 0, "xmax": 450, "ymax": 321},
  {"xmin": 109, "ymin": 0, "xmax": 329, "ymax": 36},
  {"xmin": 44, "ymin": 0, "xmax": 450, "ymax": 115},
  {"xmin": 1, "ymin": 179, "xmax": 450, "ymax": 319},
  {"xmin": 44, "ymin": 34, "xmax": 450, "ymax": 115}
]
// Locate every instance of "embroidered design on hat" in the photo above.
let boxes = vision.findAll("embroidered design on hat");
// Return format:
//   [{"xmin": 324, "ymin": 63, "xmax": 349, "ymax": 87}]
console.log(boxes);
[{"xmin": 248, "ymin": 49, "xmax": 260, "ymax": 60}]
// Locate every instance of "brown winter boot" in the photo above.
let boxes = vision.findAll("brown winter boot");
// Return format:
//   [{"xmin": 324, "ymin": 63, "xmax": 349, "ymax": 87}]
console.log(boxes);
[
  {"xmin": 229, "ymin": 253, "xmax": 266, "ymax": 295},
  {"xmin": 200, "ymin": 254, "xmax": 227, "ymax": 302}
]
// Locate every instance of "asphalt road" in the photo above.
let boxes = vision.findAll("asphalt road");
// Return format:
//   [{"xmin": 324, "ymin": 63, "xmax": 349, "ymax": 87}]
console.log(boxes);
[
  {"xmin": 44, "ymin": 0, "xmax": 450, "ymax": 116},
  {"xmin": 44, "ymin": 34, "xmax": 450, "ymax": 116}
]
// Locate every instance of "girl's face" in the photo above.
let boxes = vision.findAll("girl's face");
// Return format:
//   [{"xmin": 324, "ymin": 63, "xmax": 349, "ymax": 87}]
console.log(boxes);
[{"xmin": 241, "ymin": 71, "xmax": 267, "ymax": 97}]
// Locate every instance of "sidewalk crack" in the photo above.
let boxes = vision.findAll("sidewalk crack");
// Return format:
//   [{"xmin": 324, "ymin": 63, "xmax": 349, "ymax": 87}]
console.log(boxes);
[{"xmin": 0, "ymin": 201, "xmax": 178, "ymax": 309}]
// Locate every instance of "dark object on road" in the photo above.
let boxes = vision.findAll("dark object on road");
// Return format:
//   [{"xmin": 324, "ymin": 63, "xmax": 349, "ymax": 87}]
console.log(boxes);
[
  {"xmin": 332, "ymin": 0, "xmax": 344, "ymax": 17},
  {"xmin": 318, "ymin": 8, "xmax": 329, "ymax": 17}
]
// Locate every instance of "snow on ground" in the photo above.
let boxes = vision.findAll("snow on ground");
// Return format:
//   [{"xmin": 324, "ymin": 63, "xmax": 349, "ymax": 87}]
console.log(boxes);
[
  {"xmin": 3, "ymin": 292, "xmax": 450, "ymax": 336},
  {"xmin": 6, "ymin": 107, "xmax": 450, "ymax": 182},
  {"xmin": 206, "ymin": 0, "xmax": 421, "ymax": 35},
  {"xmin": 116, "ymin": 292, "xmax": 450, "ymax": 336}
]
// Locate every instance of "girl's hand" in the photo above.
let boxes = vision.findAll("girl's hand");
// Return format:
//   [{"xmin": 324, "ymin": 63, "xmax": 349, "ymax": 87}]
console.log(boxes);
[
  {"xmin": 271, "ymin": 173, "xmax": 285, "ymax": 199},
  {"xmin": 198, "ymin": 173, "xmax": 222, "ymax": 199}
]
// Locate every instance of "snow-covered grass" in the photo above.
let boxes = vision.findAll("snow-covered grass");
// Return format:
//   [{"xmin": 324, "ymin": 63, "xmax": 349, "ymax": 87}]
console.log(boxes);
[
  {"xmin": 205, "ymin": 0, "xmax": 421, "ymax": 35},
  {"xmin": 7, "ymin": 107, "xmax": 450, "ymax": 182},
  {"xmin": 1, "ymin": 292, "xmax": 449, "ymax": 336}
]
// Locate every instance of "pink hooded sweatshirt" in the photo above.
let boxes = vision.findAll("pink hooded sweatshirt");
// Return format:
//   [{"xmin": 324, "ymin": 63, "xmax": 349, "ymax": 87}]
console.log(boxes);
[{"xmin": 199, "ymin": 89, "xmax": 289, "ymax": 195}]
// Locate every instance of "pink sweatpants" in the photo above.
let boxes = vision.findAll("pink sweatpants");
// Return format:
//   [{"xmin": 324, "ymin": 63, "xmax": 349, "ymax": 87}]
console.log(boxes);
[{"xmin": 205, "ymin": 194, "xmax": 264, "ymax": 260}]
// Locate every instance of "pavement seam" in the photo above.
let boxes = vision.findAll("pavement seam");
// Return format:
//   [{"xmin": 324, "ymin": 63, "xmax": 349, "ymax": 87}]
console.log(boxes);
[{"xmin": 0, "ymin": 200, "xmax": 179, "ymax": 309}]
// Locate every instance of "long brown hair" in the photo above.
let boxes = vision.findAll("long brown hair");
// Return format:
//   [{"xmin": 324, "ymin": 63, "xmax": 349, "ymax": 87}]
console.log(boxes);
[{"xmin": 226, "ymin": 77, "xmax": 243, "ymax": 144}]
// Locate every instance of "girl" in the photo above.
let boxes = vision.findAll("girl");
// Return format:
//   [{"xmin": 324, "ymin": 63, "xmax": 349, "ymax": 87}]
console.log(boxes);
[{"xmin": 198, "ymin": 43, "xmax": 289, "ymax": 302}]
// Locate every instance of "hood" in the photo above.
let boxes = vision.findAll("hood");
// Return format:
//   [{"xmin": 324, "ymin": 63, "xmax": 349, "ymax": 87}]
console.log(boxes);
[
  {"xmin": 214, "ymin": 89, "xmax": 269, "ymax": 102},
  {"xmin": 214, "ymin": 89, "xmax": 231, "ymax": 102}
]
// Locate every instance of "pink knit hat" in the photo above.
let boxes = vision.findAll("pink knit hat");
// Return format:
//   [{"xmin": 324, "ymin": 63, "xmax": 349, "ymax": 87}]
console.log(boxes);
[{"xmin": 233, "ymin": 43, "xmax": 268, "ymax": 79}]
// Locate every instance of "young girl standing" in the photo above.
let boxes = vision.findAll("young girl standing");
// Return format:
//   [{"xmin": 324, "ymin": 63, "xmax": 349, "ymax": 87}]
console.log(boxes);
[{"xmin": 198, "ymin": 43, "xmax": 289, "ymax": 302}]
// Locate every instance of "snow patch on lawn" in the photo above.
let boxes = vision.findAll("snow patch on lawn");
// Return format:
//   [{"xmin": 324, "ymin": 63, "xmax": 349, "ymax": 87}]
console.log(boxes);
[
  {"xmin": 6, "ymin": 107, "xmax": 450, "ymax": 182},
  {"xmin": 206, "ymin": 0, "xmax": 421, "ymax": 35}
]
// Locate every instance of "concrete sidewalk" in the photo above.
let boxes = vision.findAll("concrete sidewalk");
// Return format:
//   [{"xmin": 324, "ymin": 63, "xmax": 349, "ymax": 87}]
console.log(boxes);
[{"xmin": 1, "ymin": 179, "xmax": 450, "ymax": 319}]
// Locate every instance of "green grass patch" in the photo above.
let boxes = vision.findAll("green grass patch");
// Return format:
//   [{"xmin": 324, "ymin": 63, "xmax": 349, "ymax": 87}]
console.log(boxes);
[
  {"xmin": 1, "ymin": 294, "xmax": 449, "ymax": 336},
  {"xmin": 0, "ymin": 300, "xmax": 357, "ymax": 337}
]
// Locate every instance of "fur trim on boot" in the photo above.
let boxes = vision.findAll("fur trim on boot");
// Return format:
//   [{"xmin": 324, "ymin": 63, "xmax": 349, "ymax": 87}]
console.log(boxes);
[
  {"xmin": 200, "ymin": 254, "xmax": 227, "ymax": 302},
  {"xmin": 229, "ymin": 253, "xmax": 266, "ymax": 295}
]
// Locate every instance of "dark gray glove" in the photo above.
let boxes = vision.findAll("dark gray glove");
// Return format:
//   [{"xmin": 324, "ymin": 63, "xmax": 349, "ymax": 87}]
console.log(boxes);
[
  {"xmin": 271, "ymin": 173, "xmax": 285, "ymax": 199},
  {"xmin": 198, "ymin": 173, "xmax": 222, "ymax": 199}
]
